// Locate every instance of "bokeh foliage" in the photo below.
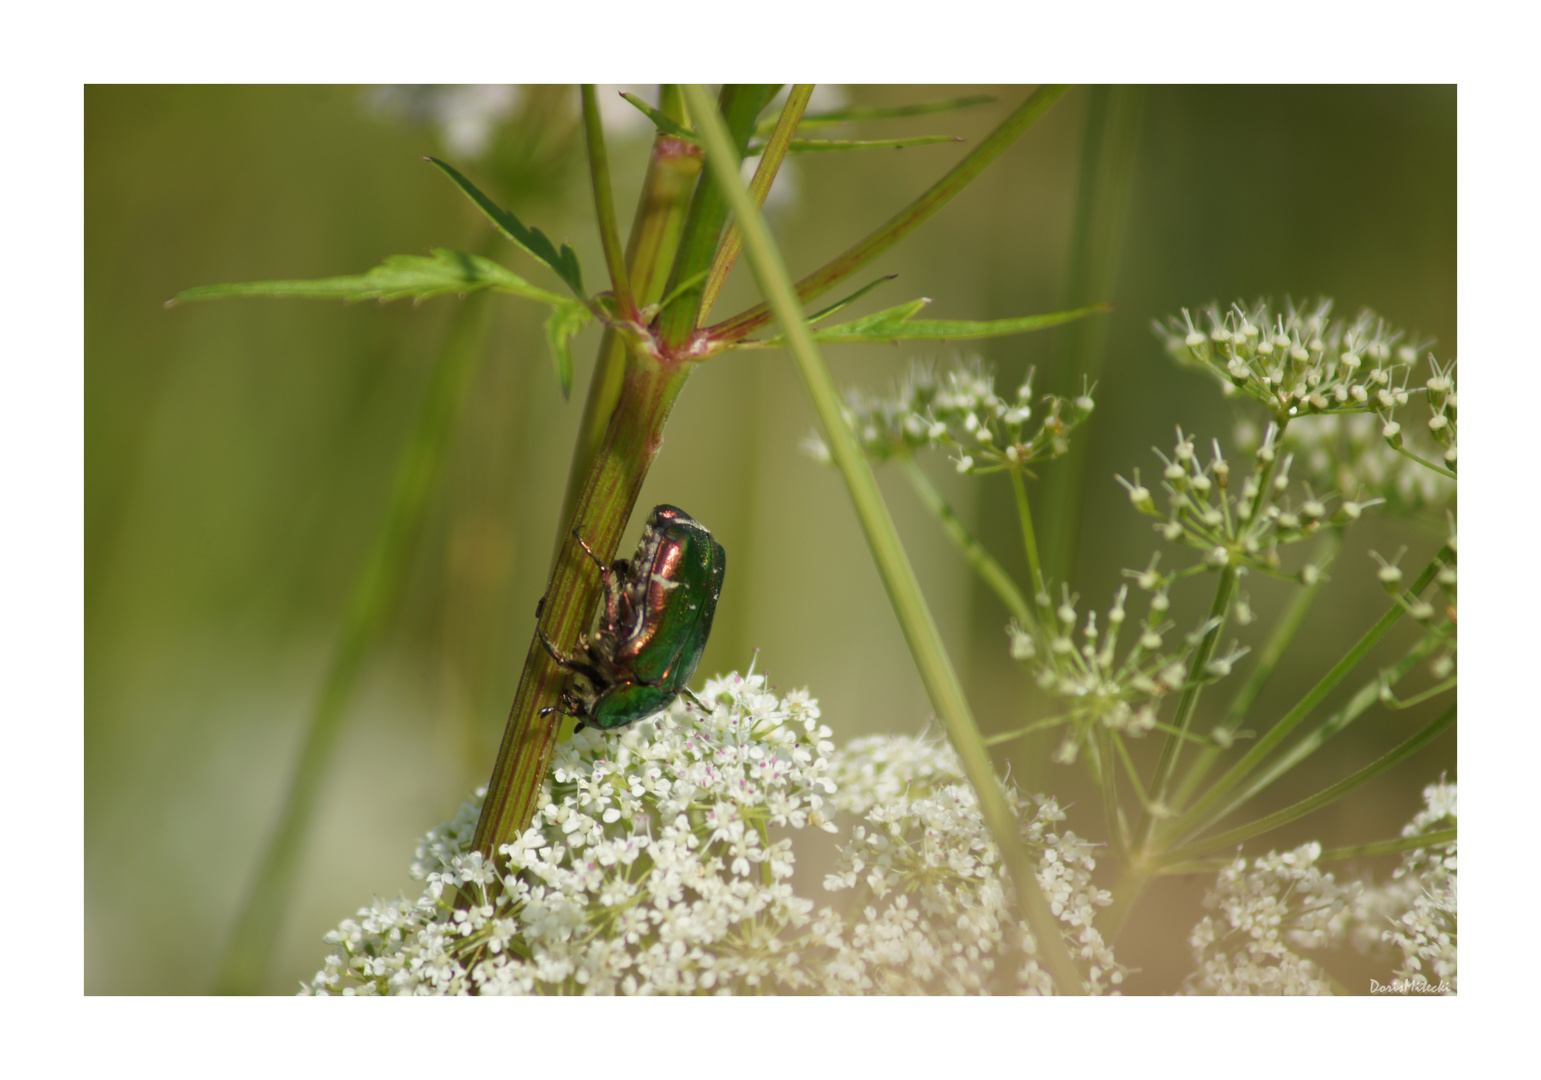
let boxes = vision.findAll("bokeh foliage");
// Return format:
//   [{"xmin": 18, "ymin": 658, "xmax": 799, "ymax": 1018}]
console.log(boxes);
[{"xmin": 85, "ymin": 85, "xmax": 1454, "ymax": 993}]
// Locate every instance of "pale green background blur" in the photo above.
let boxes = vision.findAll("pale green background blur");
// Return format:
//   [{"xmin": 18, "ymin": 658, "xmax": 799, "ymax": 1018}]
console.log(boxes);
[{"xmin": 86, "ymin": 85, "xmax": 1455, "ymax": 993}]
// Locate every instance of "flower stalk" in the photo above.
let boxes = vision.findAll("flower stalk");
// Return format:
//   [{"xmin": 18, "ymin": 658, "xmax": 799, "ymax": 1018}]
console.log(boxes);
[
  {"xmin": 1157, "ymin": 702, "xmax": 1455, "ymax": 865},
  {"xmin": 1159, "ymin": 545, "xmax": 1452, "ymax": 847},
  {"xmin": 684, "ymin": 82, "xmax": 1085, "ymax": 995},
  {"xmin": 706, "ymin": 85, "xmax": 1070, "ymax": 344},
  {"xmin": 554, "ymin": 93, "xmax": 701, "ymax": 557},
  {"xmin": 471, "ymin": 359, "xmax": 691, "ymax": 858}
]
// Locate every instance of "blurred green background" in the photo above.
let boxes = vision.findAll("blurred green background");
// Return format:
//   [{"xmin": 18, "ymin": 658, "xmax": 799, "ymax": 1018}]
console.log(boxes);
[{"xmin": 86, "ymin": 85, "xmax": 1455, "ymax": 994}]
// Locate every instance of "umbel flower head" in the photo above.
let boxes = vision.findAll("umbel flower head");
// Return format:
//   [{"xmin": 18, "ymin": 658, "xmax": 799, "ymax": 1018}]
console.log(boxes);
[
  {"xmin": 303, "ymin": 672, "xmax": 1123, "ymax": 995},
  {"xmin": 1156, "ymin": 298, "xmax": 1456, "ymax": 499},
  {"xmin": 1155, "ymin": 298, "xmax": 1424, "ymax": 423},
  {"xmin": 1238, "ymin": 412, "xmax": 1454, "ymax": 519},
  {"xmin": 1185, "ymin": 781, "xmax": 1456, "ymax": 995},
  {"xmin": 1117, "ymin": 424, "xmax": 1374, "ymax": 580},
  {"xmin": 803, "ymin": 357, "xmax": 1094, "ymax": 475},
  {"xmin": 1005, "ymin": 575, "xmax": 1247, "ymax": 765}
]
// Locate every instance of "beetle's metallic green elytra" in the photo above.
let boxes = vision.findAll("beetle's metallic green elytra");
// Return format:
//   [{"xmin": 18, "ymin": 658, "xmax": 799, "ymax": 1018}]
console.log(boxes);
[{"xmin": 540, "ymin": 505, "xmax": 725, "ymax": 731}]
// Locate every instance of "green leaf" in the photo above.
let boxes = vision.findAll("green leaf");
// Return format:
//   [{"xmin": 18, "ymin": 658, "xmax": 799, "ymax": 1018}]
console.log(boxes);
[
  {"xmin": 806, "ymin": 275, "xmax": 898, "ymax": 325},
  {"xmin": 619, "ymin": 92, "xmax": 699, "ymax": 142},
  {"xmin": 750, "ymin": 299, "xmax": 1110, "ymax": 346},
  {"xmin": 756, "ymin": 94, "xmax": 996, "ymax": 135},
  {"xmin": 425, "ymin": 157, "xmax": 585, "ymax": 297},
  {"xmin": 543, "ymin": 301, "xmax": 592, "ymax": 400},
  {"xmin": 766, "ymin": 136, "xmax": 963, "ymax": 154},
  {"xmin": 167, "ymin": 248, "xmax": 569, "ymax": 307}
]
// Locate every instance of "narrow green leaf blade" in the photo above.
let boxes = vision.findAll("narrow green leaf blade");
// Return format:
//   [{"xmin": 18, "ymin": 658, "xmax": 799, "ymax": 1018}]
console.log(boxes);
[
  {"xmin": 167, "ymin": 249, "xmax": 568, "ymax": 307},
  {"xmin": 813, "ymin": 300, "xmax": 1110, "ymax": 343},
  {"xmin": 543, "ymin": 301, "xmax": 592, "ymax": 399},
  {"xmin": 776, "ymin": 136, "xmax": 964, "ymax": 153},
  {"xmin": 619, "ymin": 92, "xmax": 698, "ymax": 142},
  {"xmin": 425, "ymin": 157, "xmax": 585, "ymax": 297},
  {"xmin": 806, "ymin": 274, "xmax": 899, "ymax": 325},
  {"xmin": 755, "ymin": 94, "xmax": 996, "ymax": 135}
]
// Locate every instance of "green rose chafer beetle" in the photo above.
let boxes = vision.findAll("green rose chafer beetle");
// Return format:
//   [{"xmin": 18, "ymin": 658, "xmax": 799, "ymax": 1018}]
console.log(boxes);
[{"xmin": 539, "ymin": 504, "xmax": 725, "ymax": 731}]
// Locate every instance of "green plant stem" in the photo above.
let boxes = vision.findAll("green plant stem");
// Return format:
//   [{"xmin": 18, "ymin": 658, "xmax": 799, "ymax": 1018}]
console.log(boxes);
[
  {"xmin": 1315, "ymin": 828, "xmax": 1457, "ymax": 864},
  {"xmin": 581, "ymin": 85, "xmax": 633, "ymax": 316},
  {"xmin": 471, "ymin": 358, "xmax": 691, "ymax": 860},
  {"xmin": 1158, "ymin": 831, "xmax": 1454, "ymax": 875},
  {"xmin": 1161, "ymin": 827, "xmax": 1459, "ymax": 875},
  {"xmin": 698, "ymin": 85, "xmax": 812, "ymax": 322},
  {"xmin": 707, "ymin": 86, "xmax": 1071, "ymax": 344},
  {"xmin": 1098, "ymin": 868, "xmax": 1151, "ymax": 945},
  {"xmin": 983, "ymin": 711, "xmax": 1073, "ymax": 746},
  {"xmin": 684, "ymin": 83, "xmax": 1084, "ymax": 996},
  {"xmin": 1097, "ymin": 728, "xmax": 1130, "ymax": 863},
  {"xmin": 1383, "ymin": 675, "xmax": 1457, "ymax": 709},
  {"xmin": 216, "ymin": 290, "xmax": 495, "ymax": 993},
  {"xmin": 1172, "ymin": 624, "xmax": 1451, "ymax": 845},
  {"xmin": 1161, "ymin": 547, "xmax": 1451, "ymax": 846},
  {"xmin": 1132, "ymin": 565, "xmax": 1238, "ymax": 853},
  {"xmin": 1132, "ymin": 437, "xmax": 1289, "ymax": 852},
  {"xmin": 900, "ymin": 455, "xmax": 1030, "ymax": 623},
  {"xmin": 1040, "ymin": 85, "xmax": 1144, "ymax": 585},
  {"xmin": 1157, "ymin": 703, "xmax": 1455, "ymax": 865},
  {"xmin": 555, "ymin": 95, "xmax": 701, "ymax": 561},
  {"xmin": 655, "ymin": 85, "xmax": 780, "ymax": 351},
  {"xmin": 474, "ymin": 85, "xmax": 773, "ymax": 863},
  {"xmin": 1009, "ymin": 468, "xmax": 1047, "ymax": 616},
  {"xmin": 1171, "ymin": 528, "xmax": 1342, "ymax": 809},
  {"xmin": 1392, "ymin": 443, "xmax": 1457, "ymax": 480},
  {"xmin": 769, "ymin": 94, "xmax": 995, "ymax": 133}
]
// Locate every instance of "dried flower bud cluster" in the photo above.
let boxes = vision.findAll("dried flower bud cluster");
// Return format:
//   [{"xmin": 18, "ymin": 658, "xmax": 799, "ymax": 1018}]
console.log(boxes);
[
  {"xmin": 1386, "ymin": 355, "xmax": 1457, "ymax": 475},
  {"xmin": 1237, "ymin": 412, "xmax": 1454, "ymax": 518},
  {"xmin": 1118, "ymin": 425, "xmax": 1369, "ymax": 581},
  {"xmin": 1006, "ymin": 571, "xmax": 1244, "ymax": 765},
  {"xmin": 803, "ymin": 358, "xmax": 1094, "ymax": 475},
  {"xmin": 1156, "ymin": 298, "xmax": 1422, "ymax": 422},
  {"xmin": 303, "ymin": 673, "xmax": 1122, "ymax": 995},
  {"xmin": 1159, "ymin": 298, "xmax": 1456, "ymax": 506}
]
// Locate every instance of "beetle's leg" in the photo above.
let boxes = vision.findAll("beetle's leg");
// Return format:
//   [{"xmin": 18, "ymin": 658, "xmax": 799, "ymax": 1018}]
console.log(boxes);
[
  {"xmin": 679, "ymin": 687, "xmax": 708, "ymax": 712},
  {"xmin": 568, "ymin": 528, "xmax": 635, "ymax": 638},
  {"xmin": 534, "ymin": 594, "xmax": 546, "ymax": 619},
  {"xmin": 537, "ymin": 627, "xmax": 609, "ymax": 685},
  {"xmin": 571, "ymin": 527, "xmax": 609, "ymax": 576},
  {"xmin": 540, "ymin": 689, "xmax": 592, "ymax": 729},
  {"xmin": 600, "ymin": 566, "xmax": 638, "ymax": 639}
]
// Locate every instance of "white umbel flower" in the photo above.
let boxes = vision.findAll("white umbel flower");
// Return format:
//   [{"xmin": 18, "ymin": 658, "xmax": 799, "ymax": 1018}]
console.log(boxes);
[
  {"xmin": 1184, "ymin": 782, "xmax": 1456, "ymax": 995},
  {"xmin": 303, "ymin": 674, "xmax": 1121, "ymax": 995}
]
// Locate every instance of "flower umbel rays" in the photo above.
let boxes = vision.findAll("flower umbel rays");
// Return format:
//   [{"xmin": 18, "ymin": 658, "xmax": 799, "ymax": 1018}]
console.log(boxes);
[
  {"xmin": 1005, "ymin": 576, "xmax": 1241, "ymax": 766},
  {"xmin": 1118, "ymin": 426, "xmax": 1371, "ymax": 581},
  {"xmin": 1244, "ymin": 411, "xmax": 1455, "ymax": 518}
]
